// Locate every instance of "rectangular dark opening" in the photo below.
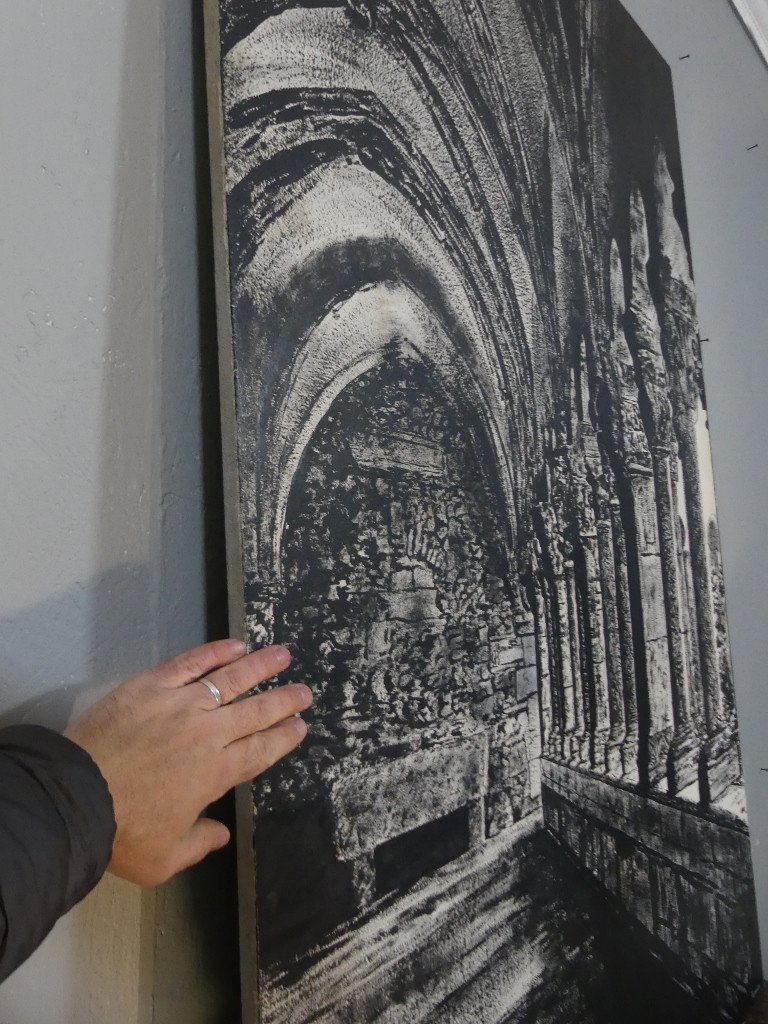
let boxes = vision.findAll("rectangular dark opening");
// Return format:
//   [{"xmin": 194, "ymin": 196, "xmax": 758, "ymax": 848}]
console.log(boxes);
[{"xmin": 374, "ymin": 805, "xmax": 471, "ymax": 897}]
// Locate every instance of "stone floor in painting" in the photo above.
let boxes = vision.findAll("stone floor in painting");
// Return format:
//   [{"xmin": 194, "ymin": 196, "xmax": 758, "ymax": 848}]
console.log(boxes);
[{"xmin": 261, "ymin": 817, "xmax": 737, "ymax": 1024}]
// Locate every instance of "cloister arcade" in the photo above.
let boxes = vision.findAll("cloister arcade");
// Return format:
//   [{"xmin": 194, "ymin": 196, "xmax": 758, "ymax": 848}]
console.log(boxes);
[{"xmin": 213, "ymin": 0, "xmax": 760, "ymax": 1020}]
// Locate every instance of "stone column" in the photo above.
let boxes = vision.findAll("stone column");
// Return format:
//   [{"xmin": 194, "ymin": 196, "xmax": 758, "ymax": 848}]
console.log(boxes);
[
  {"xmin": 570, "ymin": 446, "xmax": 612, "ymax": 773},
  {"xmin": 610, "ymin": 495, "xmax": 640, "ymax": 782},
  {"xmin": 593, "ymin": 472, "xmax": 627, "ymax": 777},
  {"xmin": 565, "ymin": 551, "xmax": 589, "ymax": 766},
  {"xmin": 673, "ymin": 457, "xmax": 705, "ymax": 728},
  {"xmin": 628, "ymin": 471, "xmax": 675, "ymax": 790},
  {"xmin": 707, "ymin": 521, "xmax": 736, "ymax": 714},
  {"xmin": 581, "ymin": 528, "xmax": 613, "ymax": 772},
  {"xmin": 530, "ymin": 547, "xmax": 554, "ymax": 754},
  {"xmin": 609, "ymin": 238, "xmax": 674, "ymax": 790},
  {"xmin": 541, "ymin": 576, "xmax": 562, "ymax": 760},
  {"xmin": 652, "ymin": 146, "xmax": 739, "ymax": 800},
  {"xmin": 628, "ymin": 185, "xmax": 700, "ymax": 795},
  {"xmin": 550, "ymin": 445, "xmax": 592, "ymax": 768},
  {"xmin": 655, "ymin": 452, "xmax": 700, "ymax": 791},
  {"xmin": 540, "ymin": 503, "xmax": 576, "ymax": 762},
  {"xmin": 572, "ymin": 342, "xmax": 624, "ymax": 777}
]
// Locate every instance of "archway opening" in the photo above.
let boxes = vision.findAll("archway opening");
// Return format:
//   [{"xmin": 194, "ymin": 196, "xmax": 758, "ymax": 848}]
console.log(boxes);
[{"xmin": 256, "ymin": 350, "xmax": 541, "ymax": 963}]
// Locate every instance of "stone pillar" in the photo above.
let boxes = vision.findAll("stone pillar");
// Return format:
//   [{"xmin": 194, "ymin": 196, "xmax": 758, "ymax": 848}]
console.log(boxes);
[
  {"xmin": 530, "ymin": 550, "xmax": 554, "ymax": 754},
  {"xmin": 593, "ymin": 473, "xmax": 627, "ymax": 777},
  {"xmin": 565, "ymin": 552, "xmax": 589, "ymax": 766},
  {"xmin": 581, "ymin": 528, "xmax": 613, "ymax": 771},
  {"xmin": 628, "ymin": 471, "xmax": 675, "ymax": 789},
  {"xmin": 541, "ymin": 576, "xmax": 562, "ymax": 760},
  {"xmin": 652, "ymin": 146, "xmax": 739, "ymax": 800},
  {"xmin": 572, "ymin": 340, "xmax": 625, "ymax": 777},
  {"xmin": 569, "ymin": 443, "xmax": 612, "ymax": 773},
  {"xmin": 707, "ymin": 521, "xmax": 736, "ymax": 715},
  {"xmin": 540, "ymin": 503, "xmax": 576, "ymax": 762},
  {"xmin": 467, "ymin": 797, "xmax": 487, "ymax": 849},
  {"xmin": 672, "ymin": 418, "xmax": 721, "ymax": 720},
  {"xmin": 551, "ymin": 444, "xmax": 592, "ymax": 769},
  {"xmin": 673, "ymin": 457, "xmax": 705, "ymax": 728},
  {"xmin": 627, "ymin": 186, "xmax": 700, "ymax": 794},
  {"xmin": 654, "ymin": 453, "xmax": 699, "ymax": 788},
  {"xmin": 609, "ymin": 238, "xmax": 674, "ymax": 790},
  {"xmin": 610, "ymin": 495, "xmax": 640, "ymax": 782}
]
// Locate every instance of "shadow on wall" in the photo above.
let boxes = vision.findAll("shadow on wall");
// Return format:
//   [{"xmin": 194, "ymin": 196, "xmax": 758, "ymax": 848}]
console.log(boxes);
[
  {"xmin": 1, "ymin": 0, "xmax": 166, "ymax": 1017},
  {"xmin": 99, "ymin": 0, "xmax": 235, "ymax": 1019},
  {"xmin": 1, "ymin": 0, "xmax": 231, "ymax": 1019},
  {"xmin": 0, "ymin": 565, "xmax": 155, "ymax": 733},
  {"xmin": 146, "ymin": 0, "xmax": 238, "ymax": 1021}
]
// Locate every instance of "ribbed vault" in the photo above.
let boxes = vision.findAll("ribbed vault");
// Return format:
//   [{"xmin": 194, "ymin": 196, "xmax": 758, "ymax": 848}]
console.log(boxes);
[
  {"xmin": 211, "ymin": 2, "xmax": 758, "ymax": 1019},
  {"xmin": 221, "ymin": 0, "xmax": 600, "ymax": 596}
]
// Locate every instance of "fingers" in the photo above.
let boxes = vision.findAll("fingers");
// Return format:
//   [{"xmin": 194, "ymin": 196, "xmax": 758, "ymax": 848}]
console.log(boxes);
[
  {"xmin": 151, "ymin": 638, "xmax": 247, "ymax": 688},
  {"xmin": 221, "ymin": 683, "xmax": 313, "ymax": 742},
  {"xmin": 224, "ymin": 716, "xmax": 308, "ymax": 788},
  {"xmin": 204, "ymin": 645, "xmax": 292, "ymax": 706},
  {"xmin": 172, "ymin": 818, "xmax": 232, "ymax": 877}
]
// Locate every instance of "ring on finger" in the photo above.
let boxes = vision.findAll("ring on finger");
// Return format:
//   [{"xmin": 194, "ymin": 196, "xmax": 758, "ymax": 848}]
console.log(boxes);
[{"xmin": 198, "ymin": 678, "xmax": 223, "ymax": 707}]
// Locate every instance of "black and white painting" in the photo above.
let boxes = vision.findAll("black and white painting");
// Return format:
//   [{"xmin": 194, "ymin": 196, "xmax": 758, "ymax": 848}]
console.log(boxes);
[{"xmin": 204, "ymin": 1, "xmax": 763, "ymax": 1021}]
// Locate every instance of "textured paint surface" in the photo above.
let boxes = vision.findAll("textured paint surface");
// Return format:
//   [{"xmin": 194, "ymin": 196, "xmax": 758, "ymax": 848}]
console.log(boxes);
[{"xmin": 206, "ymin": 1, "xmax": 765, "ymax": 1022}]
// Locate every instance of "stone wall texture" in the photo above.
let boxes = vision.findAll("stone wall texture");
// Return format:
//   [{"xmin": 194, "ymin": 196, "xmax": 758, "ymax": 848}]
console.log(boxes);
[{"xmin": 543, "ymin": 758, "xmax": 761, "ymax": 1013}]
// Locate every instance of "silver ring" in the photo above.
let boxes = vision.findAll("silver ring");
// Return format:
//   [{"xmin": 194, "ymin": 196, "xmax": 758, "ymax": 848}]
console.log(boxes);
[{"xmin": 199, "ymin": 678, "xmax": 223, "ymax": 707}]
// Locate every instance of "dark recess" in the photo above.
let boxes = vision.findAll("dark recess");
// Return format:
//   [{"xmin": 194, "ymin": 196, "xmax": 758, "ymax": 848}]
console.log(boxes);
[{"xmin": 375, "ymin": 806, "xmax": 472, "ymax": 897}]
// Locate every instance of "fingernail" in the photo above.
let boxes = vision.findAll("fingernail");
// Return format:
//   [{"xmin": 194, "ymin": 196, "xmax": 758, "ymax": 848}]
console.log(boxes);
[
  {"xmin": 293, "ymin": 716, "xmax": 308, "ymax": 741},
  {"xmin": 272, "ymin": 645, "xmax": 292, "ymax": 668},
  {"xmin": 227, "ymin": 638, "xmax": 246, "ymax": 653},
  {"xmin": 294, "ymin": 683, "xmax": 313, "ymax": 707}
]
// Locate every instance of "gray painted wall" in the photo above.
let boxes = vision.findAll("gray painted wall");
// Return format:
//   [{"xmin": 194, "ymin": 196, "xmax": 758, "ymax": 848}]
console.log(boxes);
[
  {"xmin": 0, "ymin": 1, "xmax": 764, "ymax": 1022},
  {"xmin": 0, "ymin": 0, "xmax": 215, "ymax": 1020}
]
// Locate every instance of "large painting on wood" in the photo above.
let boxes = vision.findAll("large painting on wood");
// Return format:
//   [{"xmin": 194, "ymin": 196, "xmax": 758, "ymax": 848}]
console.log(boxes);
[{"xmin": 204, "ymin": 1, "xmax": 763, "ymax": 1021}]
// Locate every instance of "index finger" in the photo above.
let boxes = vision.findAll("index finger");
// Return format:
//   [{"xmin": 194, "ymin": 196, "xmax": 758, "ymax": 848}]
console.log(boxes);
[
  {"xmin": 203, "ymin": 645, "xmax": 293, "ymax": 705},
  {"xmin": 149, "ymin": 638, "xmax": 247, "ymax": 688}
]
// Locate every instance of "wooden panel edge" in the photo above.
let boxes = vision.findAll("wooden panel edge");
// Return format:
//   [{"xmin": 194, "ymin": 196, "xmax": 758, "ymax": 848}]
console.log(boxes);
[{"xmin": 201, "ymin": 4, "xmax": 258, "ymax": 1023}]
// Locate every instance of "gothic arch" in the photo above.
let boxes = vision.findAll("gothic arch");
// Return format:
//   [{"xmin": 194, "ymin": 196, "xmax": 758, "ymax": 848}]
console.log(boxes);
[{"xmin": 262, "ymin": 280, "xmax": 519, "ymax": 582}]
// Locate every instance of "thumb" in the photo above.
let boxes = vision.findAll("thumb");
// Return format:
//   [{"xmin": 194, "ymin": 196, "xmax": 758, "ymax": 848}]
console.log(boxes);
[{"xmin": 173, "ymin": 818, "xmax": 231, "ymax": 875}]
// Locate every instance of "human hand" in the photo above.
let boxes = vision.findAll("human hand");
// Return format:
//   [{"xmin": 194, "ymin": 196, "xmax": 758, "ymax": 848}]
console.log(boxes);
[{"xmin": 64, "ymin": 639, "xmax": 310, "ymax": 886}]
